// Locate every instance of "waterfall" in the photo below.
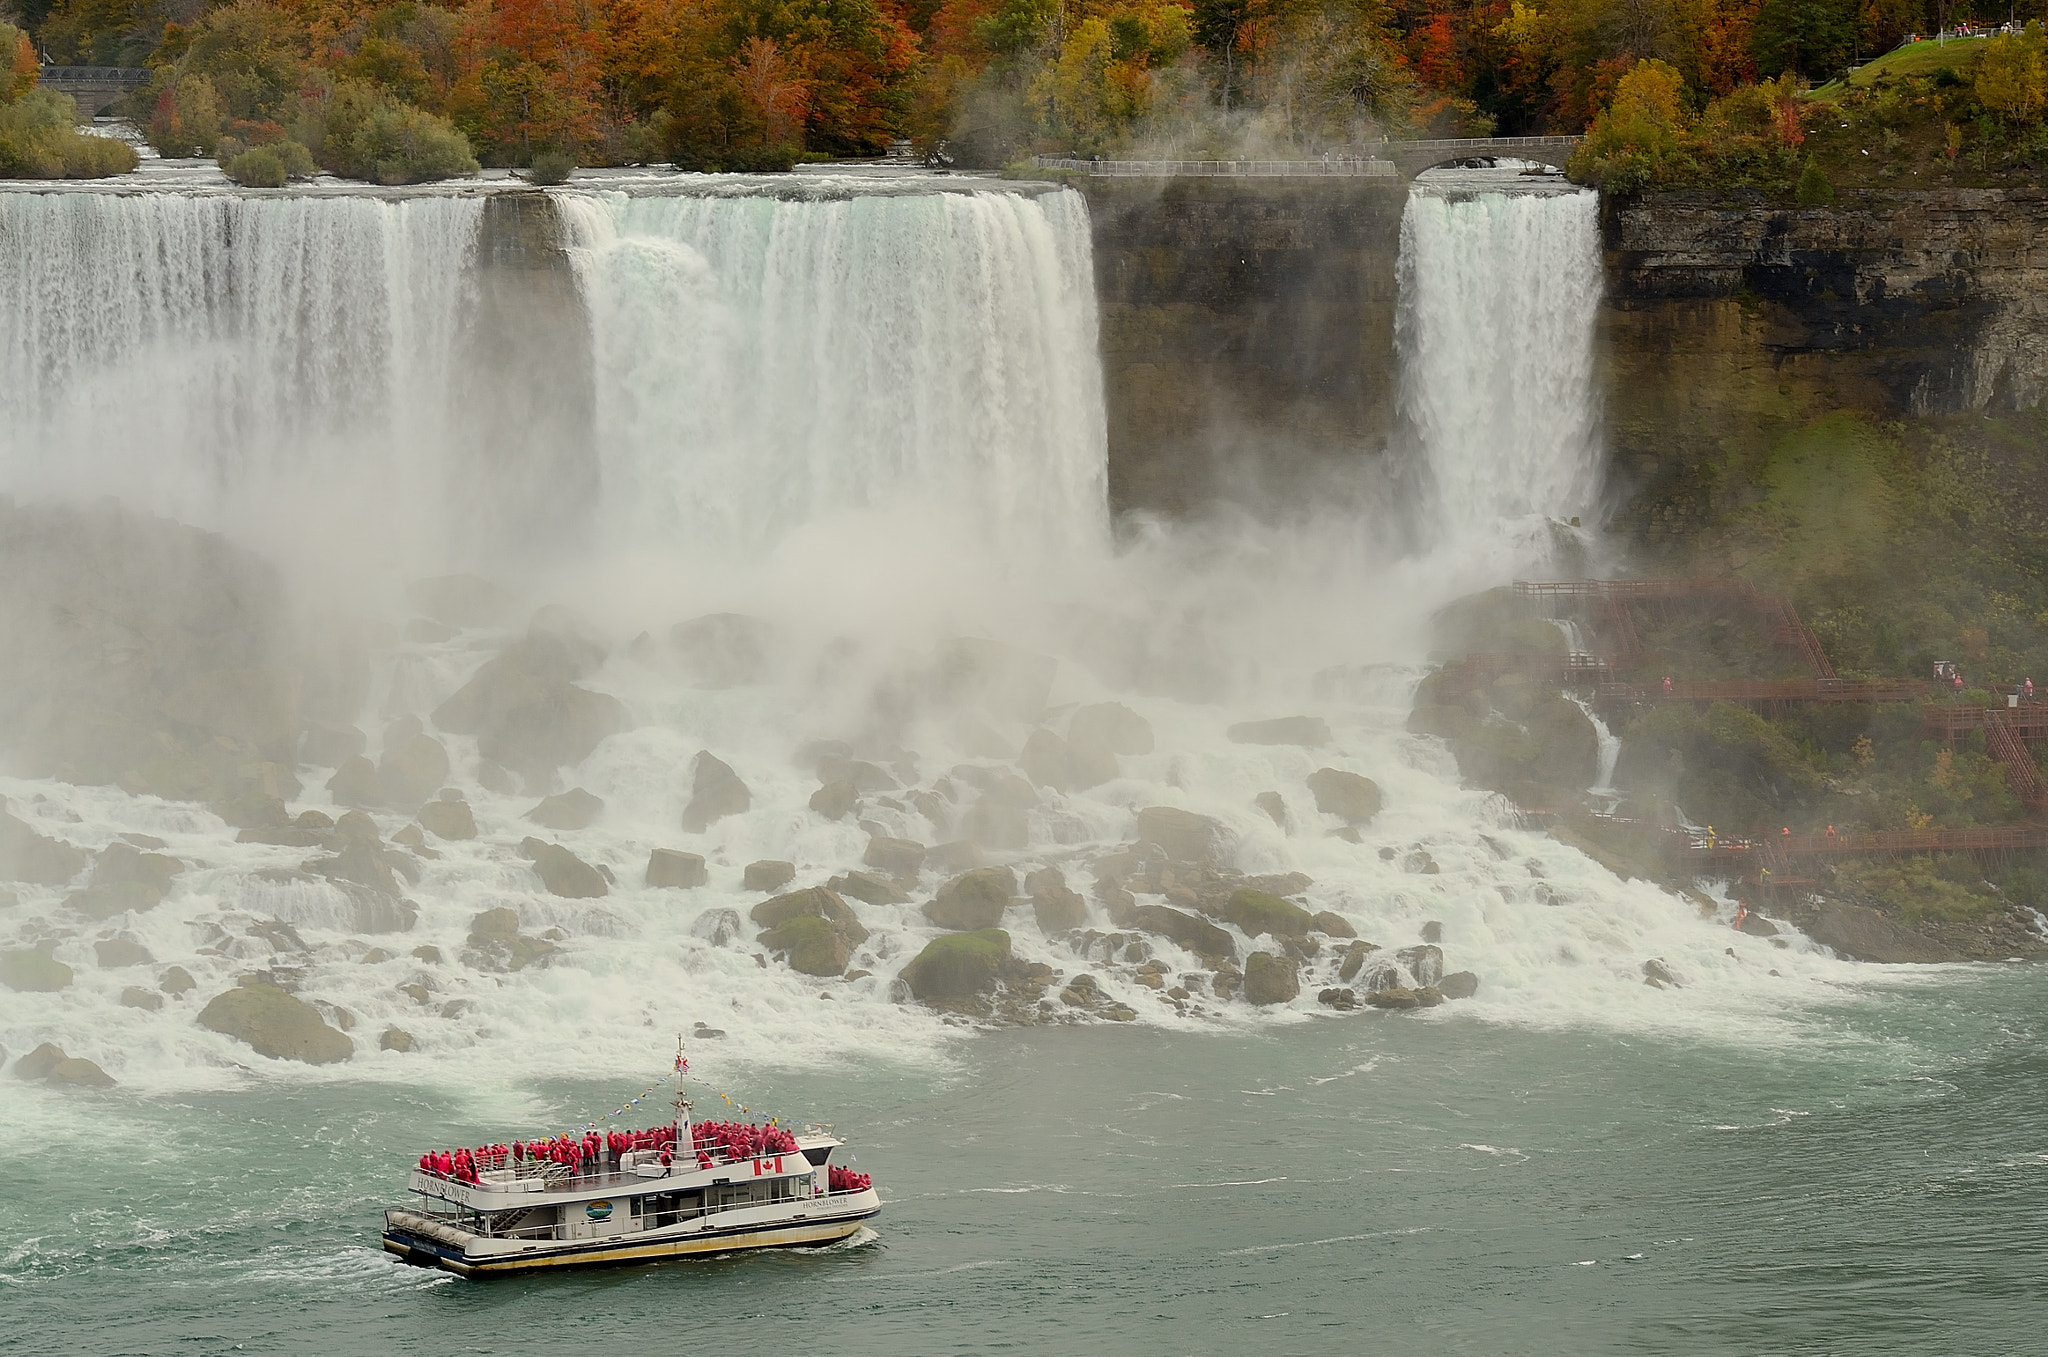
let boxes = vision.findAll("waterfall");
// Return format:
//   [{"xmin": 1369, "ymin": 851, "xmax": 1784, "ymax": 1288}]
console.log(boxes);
[
  {"xmin": 0, "ymin": 191, "xmax": 484, "ymax": 570},
  {"xmin": 1395, "ymin": 187, "xmax": 1604, "ymax": 554},
  {"xmin": 555, "ymin": 186, "xmax": 1108, "ymax": 564}
]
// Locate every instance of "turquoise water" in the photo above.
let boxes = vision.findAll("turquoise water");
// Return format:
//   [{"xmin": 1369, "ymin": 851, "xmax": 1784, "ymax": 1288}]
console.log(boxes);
[{"xmin": 8, "ymin": 967, "xmax": 2043, "ymax": 1356}]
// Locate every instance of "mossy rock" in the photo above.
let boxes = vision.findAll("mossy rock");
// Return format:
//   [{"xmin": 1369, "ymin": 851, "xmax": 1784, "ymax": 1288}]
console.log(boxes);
[
  {"xmin": 0, "ymin": 949, "xmax": 73, "ymax": 993},
  {"xmin": 758, "ymin": 915, "xmax": 855, "ymax": 977},
  {"xmin": 197, "ymin": 984, "xmax": 352, "ymax": 1064},
  {"xmin": 750, "ymin": 887, "xmax": 865, "ymax": 943},
  {"xmin": 899, "ymin": 929, "xmax": 1013, "ymax": 1001},
  {"xmin": 1220, "ymin": 888, "xmax": 1315, "ymax": 940}
]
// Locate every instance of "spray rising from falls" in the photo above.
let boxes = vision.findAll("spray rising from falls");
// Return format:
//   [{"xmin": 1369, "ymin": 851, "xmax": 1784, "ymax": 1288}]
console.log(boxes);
[
  {"xmin": 0, "ymin": 178, "xmax": 1888, "ymax": 1107},
  {"xmin": 1396, "ymin": 187, "xmax": 1605, "ymax": 559}
]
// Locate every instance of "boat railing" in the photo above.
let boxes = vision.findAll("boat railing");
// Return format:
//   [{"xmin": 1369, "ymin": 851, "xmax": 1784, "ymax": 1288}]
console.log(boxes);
[{"xmin": 420, "ymin": 1143, "xmax": 798, "ymax": 1195}]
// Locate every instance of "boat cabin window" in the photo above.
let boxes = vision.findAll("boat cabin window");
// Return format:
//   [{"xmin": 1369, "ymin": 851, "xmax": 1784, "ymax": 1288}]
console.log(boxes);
[
  {"xmin": 631, "ymin": 1191, "xmax": 703, "ymax": 1227},
  {"xmin": 801, "ymin": 1146, "xmax": 833, "ymax": 1167}
]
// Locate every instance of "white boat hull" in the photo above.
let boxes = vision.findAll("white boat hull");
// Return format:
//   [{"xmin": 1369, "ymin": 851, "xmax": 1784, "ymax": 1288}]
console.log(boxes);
[{"xmin": 382, "ymin": 1190, "xmax": 881, "ymax": 1278}]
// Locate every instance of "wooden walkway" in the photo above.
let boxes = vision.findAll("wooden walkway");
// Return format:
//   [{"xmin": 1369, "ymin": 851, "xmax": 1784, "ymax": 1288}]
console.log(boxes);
[{"xmin": 1681, "ymin": 823, "xmax": 2048, "ymax": 879}]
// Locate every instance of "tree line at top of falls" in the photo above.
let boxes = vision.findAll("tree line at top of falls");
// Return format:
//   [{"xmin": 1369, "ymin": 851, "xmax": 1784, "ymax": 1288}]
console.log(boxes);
[{"xmin": 1570, "ymin": 32, "xmax": 2048, "ymax": 200}]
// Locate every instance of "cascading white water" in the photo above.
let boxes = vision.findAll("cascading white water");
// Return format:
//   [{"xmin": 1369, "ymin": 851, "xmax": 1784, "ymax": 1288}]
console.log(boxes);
[
  {"xmin": 556, "ymin": 187, "xmax": 1108, "ymax": 564},
  {"xmin": 0, "ymin": 190, "xmax": 482, "ymax": 574},
  {"xmin": 1395, "ymin": 188, "xmax": 1604, "ymax": 553}
]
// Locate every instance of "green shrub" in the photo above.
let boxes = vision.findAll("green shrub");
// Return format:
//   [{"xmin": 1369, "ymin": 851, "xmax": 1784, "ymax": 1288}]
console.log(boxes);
[
  {"xmin": 525, "ymin": 148, "xmax": 574, "ymax": 184},
  {"xmin": 1795, "ymin": 157, "xmax": 1836, "ymax": 206},
  {"xmin": 299, "ymin": 80, "xmax": 477, "ymax": 184},
  {"xmin": 0, "ymin": 88, "xmax": 140, "ymax": 179},
  {"xmin": 221, "ymin": 138, "xmax": 314, "ymax": 187}
]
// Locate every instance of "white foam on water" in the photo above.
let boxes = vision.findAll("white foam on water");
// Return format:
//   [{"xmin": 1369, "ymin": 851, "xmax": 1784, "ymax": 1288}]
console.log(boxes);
[{"xmin": 0, "ymin": 179, "xmax": 1953, "ymax": 1110}]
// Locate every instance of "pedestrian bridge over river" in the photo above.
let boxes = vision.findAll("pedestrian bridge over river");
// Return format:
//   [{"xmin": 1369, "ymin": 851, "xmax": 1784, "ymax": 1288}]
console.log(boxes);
[{"xmin": 1034, "ymin": 135, "xmax": 1582, "ymax": 182}]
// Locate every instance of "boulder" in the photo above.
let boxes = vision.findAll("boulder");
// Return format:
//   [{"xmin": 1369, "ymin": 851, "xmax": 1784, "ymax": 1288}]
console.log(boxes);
[
  {"xmin": 95, "ymin": 938, "xmax": 154, "ymax": 968},
  {"xmin": 828, "ymin": 870, "xmax": 910, "ymax": 905},
  {"xmin": 1135, "ymin": 806, "xmax": 1231, "ymax": 865},
  {"xmin": 671, "ymin": 613, "xmax": 774, "ymax": 687},
  {"xmin": 300, "ymin": 721, "xmax": 367, "ymax": 768},
  {"xmin": 820, "ymin": 755, "xmax": 901, "ymax": 792},
  {"xmin": 326, "ymin": 756, "xmax": 382, "ymax": 808},
  {"xmin": 1254, "ymin": 791, "xmax": 1287, "ymax": 827},
  {"xmin": 1736, "ymin": 912, "xmax": 1781, "ymax": 938},
  {"xmin": 432, "ymin": 649, "xmax": 628, "ymax": 778},
  {"xmin": 1131, "ymin": 905, "xmax": 1236, "ymax": 963},
  {"xmin": 750, "ymin": 887, "xmax": 865, "ymax": 938},
  {"xmin": 524, "ymin": 788, "xmax": 603, "ymax": 831},
  {"xmin": 197, "ymin": 984, "xmax": 353, "ymax": 1064},
  {"xmin": 160, "ymin": 965, "xmax": 196, "ymax": 995},
  {"xmin": 1318, "ymin": 987, "xmax": 1360, "ymax": 1011},
  {"xmin": 691, "ymin": 908, "xmax": 744, "ymax": 947},
  {"xmin": 1642, "ymin": 958, "xmax": 1681, "ymax": 989},
  {"xmin": 1069, "ymin": 702, "xmax": 1153, "ymax": 755},
  {"xmin": 899, "ymin": 929, "xmax": 1014, "ymax": 1001},
  {"xmin": 15, "ymin": 1043, "xmax": 69, "ymax": 1081},
  {"xmin": 0, "ymin": 808, "xmax": 89, "ymax": 885},
  {"xmin": 863, "ymin": 835, "xmax": 927, "ymax": 880},
  {"xmin": 477, "ymin": 761, "xmax": 519, "ymax": 794},
  {"xmin": 1312, "ymin": 911, "xmax": 1356, "ymax": 939},
  {"xmin": 924, "ymin": 866, "xmax": 1017, "ymax": 931},
  {"xmin": 379, "ymin": 1027, "xmax": 415, "ymax": 1053},
  {"xmin": 646, "ymin": 849, "xmax": 708, "ymax": 889},
  {"xmin": 305, "ymin": 837, "xmax": 404, "ymax": 899},
  {"xmin": 464, "ymin": 907, "xmax": 560, "ymax": 972},
  {"xmin": 809, "ymin": 779, "xmax": 859, "ymax": 821},
  {"xmin": 0, "ymin": 949, "xmax": 73, "ymax": 993},
  {"xmin": 530, "ymin": 843, "xmax": 607, "ymax": 898},
  {"xmin": 743, "ymin": 860, "xmax": 797, "ymax": 893},
  {"xmin": 68, "ymin": 841, "xmax": 185, "ymax": 920},
  {"xmin": 1027, "ymin": 868, "xmax": 1088, "ymax": 934},
  {"xmin": 378, "ymin": 733, "xmax": 451, "ymax": 809},
  {"xmin": 926, "ymin": 839, "xmax": 984, "ymax": 874},
  {"xmin": 121, "ymin": 985, "xmax": 164, "ymax": 1011},
  {"xmin": 680, "ymin": 752, "xmax": 750, "ymax": 833},
  {"xmin": 1220, "ymin": 888, "xmax": 1315, "ymax": 940},
  {"xmin": 1395, "ymin": 944, "xmax": 1444, "ymax": 988},
  {"xmin": 1241, "ymin": 951, "xmax": 1300, "ymax": 1005},
  {"xmin": 1420, "ymin": 921, "xmax": 1443, "ymax": 942},
  {"xmin": 1439, "ymin": 971, "xmax": 1480, "ymax": 1000},
  {"xmin": 1364, "ymin": 986, "xmax": 1421, "ymax": 1010},
  {"xmin": 758, "ymin": 915, "xmax": 855, "ymax": 977},
  {"xmin": 418, "ymin": 795, "xmax": 478, "ymax": 841},
  {"xmin": 49, "ymin": 1055, "xmax": 117, "ymax": 1088},
  {"xmin": 1305, "ymin": 768, "xmax": 1381, "ymax": 823},
  {"xmin": 1227, "ymin": 716, "xmax": 1330, "ymax": 747},
  {"xmin": 1018, "ymin": 728, "xmax": 1068, "ymax": 790}
]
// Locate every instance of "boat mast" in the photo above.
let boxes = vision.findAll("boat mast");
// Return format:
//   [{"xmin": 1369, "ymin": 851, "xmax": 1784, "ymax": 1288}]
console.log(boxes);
[{"xmin": 673, "ymin": 1035, "xmax": 692, "ymax": 1144}]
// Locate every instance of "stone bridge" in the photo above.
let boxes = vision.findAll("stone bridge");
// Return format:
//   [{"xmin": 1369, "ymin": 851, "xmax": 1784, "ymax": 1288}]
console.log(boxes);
[
  {"xmin": 1368, "ymin": 135, "xmax": 1583, "ymax": 178},
  {"xmin": 39, "ymin": 67, "xmax": 151, "ymax": 119}
]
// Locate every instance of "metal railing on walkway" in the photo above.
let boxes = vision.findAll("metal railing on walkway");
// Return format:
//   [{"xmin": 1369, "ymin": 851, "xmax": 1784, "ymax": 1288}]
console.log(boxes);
[{"xmin": 1032, "ymin": 156, "xmax": 1396, "ymax": 177}]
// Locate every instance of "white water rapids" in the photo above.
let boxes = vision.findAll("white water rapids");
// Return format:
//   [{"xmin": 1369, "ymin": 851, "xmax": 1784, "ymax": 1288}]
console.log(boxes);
[{"xmin": 0, "ymin": 175, "xmax": 1903, "ymax": 1104}]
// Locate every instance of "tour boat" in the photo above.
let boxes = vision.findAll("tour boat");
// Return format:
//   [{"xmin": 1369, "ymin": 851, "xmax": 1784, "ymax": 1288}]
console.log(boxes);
[{"xmin": 382, "ymin": 1088, "xmax": 880, "ymax": 1277}]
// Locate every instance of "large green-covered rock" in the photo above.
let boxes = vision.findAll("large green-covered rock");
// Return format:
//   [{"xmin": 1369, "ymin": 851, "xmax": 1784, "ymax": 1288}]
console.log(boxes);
[
  {"xmin": 899, "ymin": 929, "xmax": 1013, "ymax": 1001},
  {"xmin": 1220, "ymin": 888, "xmax": 1315, "ymax": 940},
  {"xmin": 923, "ymin": 866, "xmax": 1016, "ymax": 931},
  {"xmin": 0, "ymin": 949, "xmax": 73, "ymax": 993},
  {"xmin": 750, "ymin": 887, "xmax": 864, "ymax": 938},
  {"xmin": 197, "ymin": 984, "xmax": 353, "ymax": 1064},
  {"xmin": 1241, "ymin": 951, "xmax": 1300, "ymax": 1006},
  {"xmin": 758, "ymin": 915, "xmax": 855, "ymax": 976}
]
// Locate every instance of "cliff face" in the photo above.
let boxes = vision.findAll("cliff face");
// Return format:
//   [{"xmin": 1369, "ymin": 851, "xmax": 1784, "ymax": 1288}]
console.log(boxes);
[
  {"xmin": 1601, "ymin": 188, "xmax": 2048, "ymax": 550},
  {"xmin": 1075, "ymin": 178, "xmax": 1408, "ymax": 517}
]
